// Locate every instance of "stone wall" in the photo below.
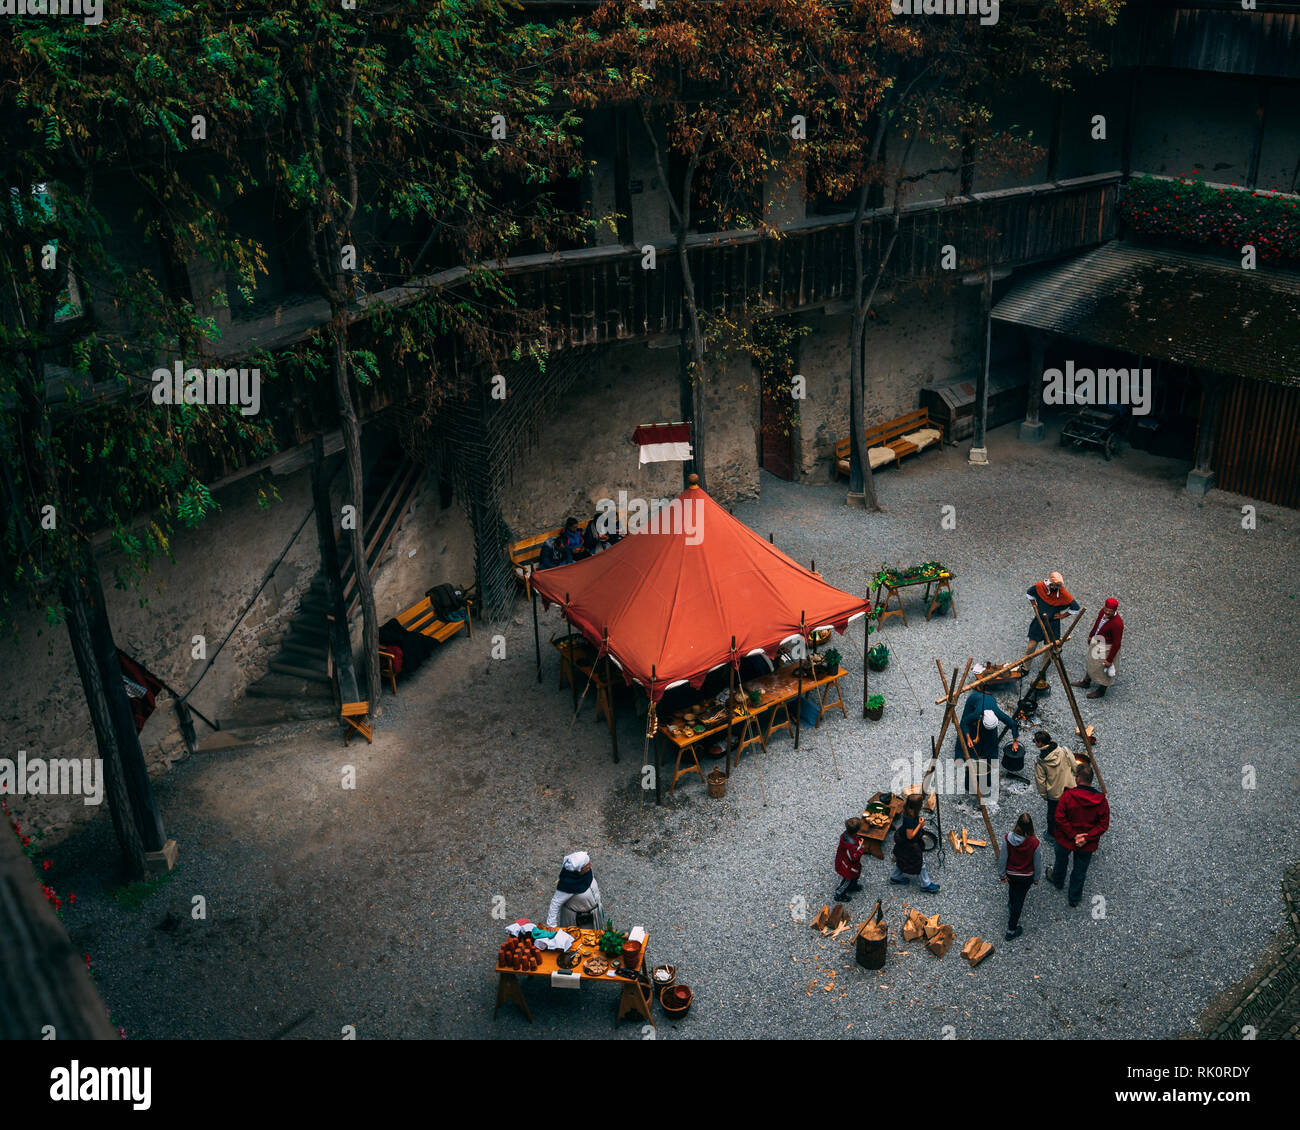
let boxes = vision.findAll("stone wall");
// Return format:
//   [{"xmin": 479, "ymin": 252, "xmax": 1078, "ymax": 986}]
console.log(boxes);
[
  {"xmin": 1130, "ymin": 70, "xmax": 1255, "ymax": 185},
  {"xmin": 792, "ymin": 286, "xmax": 986, "ymax": 480},
  {"xmin": 0, "ymin": 469, "xmax": 322, "ymax": 842}
]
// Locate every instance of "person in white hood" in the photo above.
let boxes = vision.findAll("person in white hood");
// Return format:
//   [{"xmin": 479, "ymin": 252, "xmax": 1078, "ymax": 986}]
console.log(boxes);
[{"xmin": 545, "ymin": 851, "xmax": 605, "ymax": 929}]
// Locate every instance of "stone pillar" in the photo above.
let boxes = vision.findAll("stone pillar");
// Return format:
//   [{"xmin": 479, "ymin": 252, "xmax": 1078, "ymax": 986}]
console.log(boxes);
[
  {"xmin": 1186, "ymin": 373, "xmax": 1223, "ymax": 496},
  {"xmin": 969, "ymin": 269, "xmax": 993, "ymax": 465},
  {"xmin": 1020, "ymin": 331, "xmax": 1047, "ymax": 443}
]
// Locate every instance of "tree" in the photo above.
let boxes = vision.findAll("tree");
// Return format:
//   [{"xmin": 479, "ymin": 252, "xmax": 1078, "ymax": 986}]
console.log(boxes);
[
  {"xmin": 802, "ymin": 0, "xmax": 1122, "ymax": 509},
  {"xmin": 0, "ymin": 6, "xmax": 279, "ymax": 875},
  {"xmin": 557, "ymin": 0, "xmax": 827, "ymax": 491}
]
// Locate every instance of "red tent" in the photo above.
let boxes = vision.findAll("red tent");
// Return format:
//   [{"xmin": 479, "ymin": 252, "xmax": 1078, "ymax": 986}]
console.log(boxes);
[{"xmin": 530, "ymin": 481, "xmax": 870, "ymax": 700}]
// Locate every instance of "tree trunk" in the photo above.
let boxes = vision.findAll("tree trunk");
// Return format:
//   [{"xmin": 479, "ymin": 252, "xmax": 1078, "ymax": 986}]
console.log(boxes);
[
  {"xmin": 312, "ymin": 431, "xmax": 359, "ymax": 705},
  {"xmin": 63, "ymin": 568, "xmax": 148, "ymax": 880},
  {"xmin": 679, "ymin": 235, "xmax": 707, "ymax": 491},
  {"xmin": 329, "ymin": 319, "xmax": 381, "ymax": 714},
  {"xmin": 84, "ymin": 561, "xmax": 166, "ymax": 854}
]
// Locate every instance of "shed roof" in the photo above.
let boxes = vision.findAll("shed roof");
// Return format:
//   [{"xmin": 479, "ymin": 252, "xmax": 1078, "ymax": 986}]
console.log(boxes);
[{"xmin": 991, "ymin": 241, "xmax": 1300, "ymax": 387}]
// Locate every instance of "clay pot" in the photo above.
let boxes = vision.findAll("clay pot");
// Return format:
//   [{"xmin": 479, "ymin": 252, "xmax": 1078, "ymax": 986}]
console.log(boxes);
[{"xmin": 621, "ymin": 941, "xmax": 642, "ymax": 969}]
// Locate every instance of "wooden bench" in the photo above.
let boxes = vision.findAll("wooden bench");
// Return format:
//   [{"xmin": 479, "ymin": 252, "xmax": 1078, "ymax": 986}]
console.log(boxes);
[
  {"xmin": 834, "ymin": 409, "xmax": 945, "ymax": 480},
  {"xmin": 341, "ymin": 700, "xmax": 372, "ymax": 745},
  {"xmin": 508, "ymin": 528, "xmax": 561, "ymax": 598},
  {"xmin": 395, "ymin": 594, "xmax": 474, "ymax": 644}
]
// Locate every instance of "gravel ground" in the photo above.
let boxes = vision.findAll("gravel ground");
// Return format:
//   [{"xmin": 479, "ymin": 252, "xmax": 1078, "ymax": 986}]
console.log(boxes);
[{"xmin": 55, "ymin": 418, "xmax": 1300, "ymax": 1040}]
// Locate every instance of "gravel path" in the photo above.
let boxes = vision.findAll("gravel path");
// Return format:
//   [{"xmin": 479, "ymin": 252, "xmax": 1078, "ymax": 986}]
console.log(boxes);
[{"xmin": 55, "ymin": 420, "xmax": 1300, "ymax": 1040}]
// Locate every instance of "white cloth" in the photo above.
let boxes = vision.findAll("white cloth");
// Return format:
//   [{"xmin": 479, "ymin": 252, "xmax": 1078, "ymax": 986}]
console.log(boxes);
[
  {"xmin": 638, "ymin": 441, "xmax": 692, "ymax": 464},
  {"xmin": 628, "ymin": 926, "xmax": 646, "ymax": 945},
  {"xmin": 982, "ymin": 709, "xmax": 998, "ymax": 730},
  {"xmin": 534, "ymin": 930, "xmax": 575, "ymax": 952},
  {"xmin": 562, "ymin": 851, "xmax": 590, "ymax": 872},
  {"xmin": 505, "ymin": 920, "xmax": 537, "ymax": 937}
]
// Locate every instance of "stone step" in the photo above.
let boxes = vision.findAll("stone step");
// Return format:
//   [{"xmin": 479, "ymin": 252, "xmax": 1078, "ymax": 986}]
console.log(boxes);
[
  {"xmin": 245, "ymin": 673, "xmax": 334, "ymax": 700},
  {"xmin": 267, "ymin": 659, "xmax": 332, "ymax": 683},
  {"xmin": 278, "ymin": 642, "xmax": 327, "ymax": 667},
  {"xmin": 216, "ymin": 698, "xmax": 338, "ymax": 730}
]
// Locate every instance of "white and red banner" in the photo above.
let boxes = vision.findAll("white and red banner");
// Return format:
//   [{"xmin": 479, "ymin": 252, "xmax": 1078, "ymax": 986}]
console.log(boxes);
[{"xmin": 632, "ymin": 422, "xmax": 693, "ymax": 465}]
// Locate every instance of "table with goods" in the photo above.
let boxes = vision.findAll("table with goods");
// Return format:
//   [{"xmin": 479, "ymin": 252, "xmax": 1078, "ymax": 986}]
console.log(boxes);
[
  {"xmin": 654, "ymin": 658, "xmax": 849, "ymax": 797},
  {"xmin": 871, "ymin": 562, "xmax": 956, "ymax": 627},
  {"xmin": 493, "ymin": 922, "xmax": 660, "ymax": 1026},
  {"xmin": 855, "ymin": 791, "xmax": 905, "ymax": 861}
]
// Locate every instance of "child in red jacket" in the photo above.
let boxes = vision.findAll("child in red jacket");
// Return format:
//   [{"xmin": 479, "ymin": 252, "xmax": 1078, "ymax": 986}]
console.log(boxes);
[
  {"xmin": 834, "ymin": 817, "xmax": 865, "ymax": 902},
  {"xmin": 1048, "ymin": 762, "xmax": 1110, "ymax": 907}
]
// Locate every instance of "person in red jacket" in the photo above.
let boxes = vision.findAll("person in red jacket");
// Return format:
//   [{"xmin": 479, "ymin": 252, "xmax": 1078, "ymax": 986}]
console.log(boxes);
[
  {"xmin": 1048, "ymin": 762, "xmax": 1110, "ymax": 907},
  {"xmin": 834, "ymin": 817, "xmax": 866, "ymax": 902},
  {"xmin": 1073, "ymin": 596, "xmax": 1124, "ymax": 700}
]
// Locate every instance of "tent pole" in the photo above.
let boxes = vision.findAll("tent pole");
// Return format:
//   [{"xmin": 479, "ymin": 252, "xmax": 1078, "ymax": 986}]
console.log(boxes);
[
  {"xmin": 531, "ymin": 584, "xmax": 541, "ymax": 684},
  {"xmin": 726, "ymin": 636, "xmax": 737, "ymax": 778},
  {"xmin": 603, "ymin": 626, "xmax": 618, "ymax": 764},
  {"xmin": 795, "ymin": 611, "xmax": 805, "ymax": 750},
  {"xmin": 652, "ymin": 666, "xmax": 662, "ymax": 806},
  {"xmin": 566, "ymin": 594, "xmax": 578, "ymax": 713}
]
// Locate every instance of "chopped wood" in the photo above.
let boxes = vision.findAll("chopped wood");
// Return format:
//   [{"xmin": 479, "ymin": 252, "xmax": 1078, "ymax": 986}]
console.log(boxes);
[
  {"xmin": 962, "ymin": 938, "xmax": 995, "ymax": 967},
  {"xmin": 925, "ymin": 924, "xmax": 954, "ymax": 957},
  {"xmin": 948, "ymin": 830, "xmax": 961, "ymax": 852},
  {"xmin": 902, "ymin": 908, "xmax": 927, "ymax": 941},
  {"xmin": 810, "ymin": 905, "xmax": 830, "ymax": 931},
  {"xmin": 828, "ymin": 919, "xmax": 855, "ymax": 939},
  {"xmin": 967, "ymin": 838, "xmax": 987, "ymax": 848},
  {"xmin": 960, "ymin": 827, "xmax": 969, "ymax": 853}
]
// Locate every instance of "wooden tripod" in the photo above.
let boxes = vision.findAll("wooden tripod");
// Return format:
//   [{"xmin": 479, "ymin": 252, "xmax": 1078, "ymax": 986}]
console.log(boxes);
[{"xmin": 1029, "ymin": 602, "xmax": 1106, "ymax": 794}]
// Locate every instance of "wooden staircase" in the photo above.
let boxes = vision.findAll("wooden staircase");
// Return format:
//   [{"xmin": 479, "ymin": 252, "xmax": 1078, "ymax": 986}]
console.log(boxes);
[{"xmin": 207, "ymin": 444, "xmax": 424, "ymax": 749}]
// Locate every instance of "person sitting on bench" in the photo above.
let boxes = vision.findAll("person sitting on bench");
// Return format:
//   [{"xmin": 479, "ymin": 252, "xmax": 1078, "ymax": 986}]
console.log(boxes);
[
  {"xmin": 584, "ymin": 511, "xmax": 623, "ymax": 555},
  {"xmin": 560, "ymin": 516, "xmax": 588, "ymax": 560},
  {"xmin": 538, "ymin": 532, "xmax": 571, "ymax": 570}
]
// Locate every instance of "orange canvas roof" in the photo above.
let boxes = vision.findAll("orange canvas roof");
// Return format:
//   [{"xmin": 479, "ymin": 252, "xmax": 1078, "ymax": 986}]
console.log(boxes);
[{"xmin": 531, "ymin": 483, "xmax": 869, "ymax": 700}]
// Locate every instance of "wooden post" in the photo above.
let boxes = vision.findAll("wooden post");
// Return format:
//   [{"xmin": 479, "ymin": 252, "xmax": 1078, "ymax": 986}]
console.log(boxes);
[
  {"xmin": 531, "ymin": 584, "xmax": 541, "ymax": 684},
  {"xmin": 1187, "ymin": 373, "xmax": 1223, "ymax": 496},
  {"xmin": 566, "ymin": 593, "xmax": 578, "ymax": 713},
  {"xmin": 969, "ymin": 267, "xmax": 993, "ymax": 465},
  {"xmin": 1020, "ymin": 331, "xmax": 1047, "ymax": 443},
  {"xmin": 957, "ymin": 725, "xmax": 1000, "ymax": 861}
]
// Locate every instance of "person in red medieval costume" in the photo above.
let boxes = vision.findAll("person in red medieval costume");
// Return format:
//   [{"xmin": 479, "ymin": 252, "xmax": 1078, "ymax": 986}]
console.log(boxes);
[{"xmin": 1073, "ymin": 597, "xmax": 1123, "ymax": 699}]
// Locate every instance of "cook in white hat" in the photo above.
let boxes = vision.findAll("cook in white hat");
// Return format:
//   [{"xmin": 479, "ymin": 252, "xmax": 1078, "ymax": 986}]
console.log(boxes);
[{"xmin": 546, "ymin": 851, "xmax": 605, "ymax": 930}]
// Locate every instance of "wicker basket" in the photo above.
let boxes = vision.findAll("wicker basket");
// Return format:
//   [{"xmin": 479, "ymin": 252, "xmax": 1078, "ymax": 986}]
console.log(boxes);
[{"xmin": 660, "ymin": 985, "xmax": 693, "ymax": 1017}]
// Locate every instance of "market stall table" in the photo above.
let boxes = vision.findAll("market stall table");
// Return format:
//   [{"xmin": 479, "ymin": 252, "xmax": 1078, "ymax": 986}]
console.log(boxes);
[
  {"xmin": 493, "ymin": 928, "xmax": 652, "ymax": 1027},
  {"xmin": 856, "ymin": 791, "xmax": 905, "ymax": 860},
  {"xmin": 655, "ymin": 663, "xmax": 848, "ymax": 797},
  {"xmin": 553, "ymin": 636, "xmax": 613, "ymax": 728},
  {"xmin": 872, "ymin": 566, "xmax": 956, "ymax": 627}
]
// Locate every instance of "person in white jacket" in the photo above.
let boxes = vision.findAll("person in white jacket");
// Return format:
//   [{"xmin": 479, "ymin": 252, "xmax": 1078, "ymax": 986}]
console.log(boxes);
[{"xmin": 545, "ymin": 851, "xmax": 605, "ymax": 929}]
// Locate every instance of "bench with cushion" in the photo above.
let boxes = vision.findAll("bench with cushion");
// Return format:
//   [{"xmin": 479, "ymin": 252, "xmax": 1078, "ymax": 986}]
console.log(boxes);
[
  {"xmin": 834, "ymin": 409, "xmax": 944, "ymax": 480},
  {"xmin": 395, "ymin": 593, "xmax": 473, "ymax": 644}
]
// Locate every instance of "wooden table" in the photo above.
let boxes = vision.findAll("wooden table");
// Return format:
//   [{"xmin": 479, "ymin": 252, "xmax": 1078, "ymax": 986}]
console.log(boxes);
[
  {"xmin": 872, "ymin": 568, "xmax": 955, "ymax": 627},
  {"xmin": 493, "ymin": 928, "xmax": 653, "ymax": 1028},
  {"xmin": 655, "ymin": 663, "xmax": 849, "ymax": 799},
  {"xmin": 855, "ymin": 791, "xmax": 904, "ymax": 860},
  {"xmin": 554, "ymin": 636, "xmax": 613, "ymax": 727}
]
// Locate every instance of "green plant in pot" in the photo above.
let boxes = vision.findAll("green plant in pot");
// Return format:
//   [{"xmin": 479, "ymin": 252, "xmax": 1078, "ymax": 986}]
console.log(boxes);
[
  {"xmin": 933, "ymin": 589, "xmax": 952, "ymax": 616},
  {"xmin": 865, "ymin": 693, "xmax": 885, "ymax": 721},
  {"xmin": 822, "ymin": 647, "xmax": 842, "ymax": 673},
  {"xmin": 599, "ymin": 924, "xmax": 628, "ymax": 957},
  {"xmin": 868, "ymin": 643, "xmax": 890, "ymax": 671}
]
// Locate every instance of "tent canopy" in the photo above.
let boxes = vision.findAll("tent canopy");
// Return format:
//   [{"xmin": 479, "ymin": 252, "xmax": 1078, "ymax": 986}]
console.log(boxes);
[{"xmin": 530, "ymin": 481, "xmax": 870, "ymax": 700}]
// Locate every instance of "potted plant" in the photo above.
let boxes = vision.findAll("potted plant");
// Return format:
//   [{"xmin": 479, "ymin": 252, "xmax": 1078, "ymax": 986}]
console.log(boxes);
[
  {"xmin": 822, "ymin": 647, "xmax": 842, "ymax": 674},
  {"xmin": 933, "ymin": 589, "xmax": 952, "ymax": 616},
  {"xmin": 865, "ymin": 694, "xmax": 885, "ymax": 721},
  {"xmin": 868, "ymin": 643, "xmax": 890, "ymax": 672},
  {"xmin": 599, "ymin": 924, "xmax": 628, "ymax": 958}
]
